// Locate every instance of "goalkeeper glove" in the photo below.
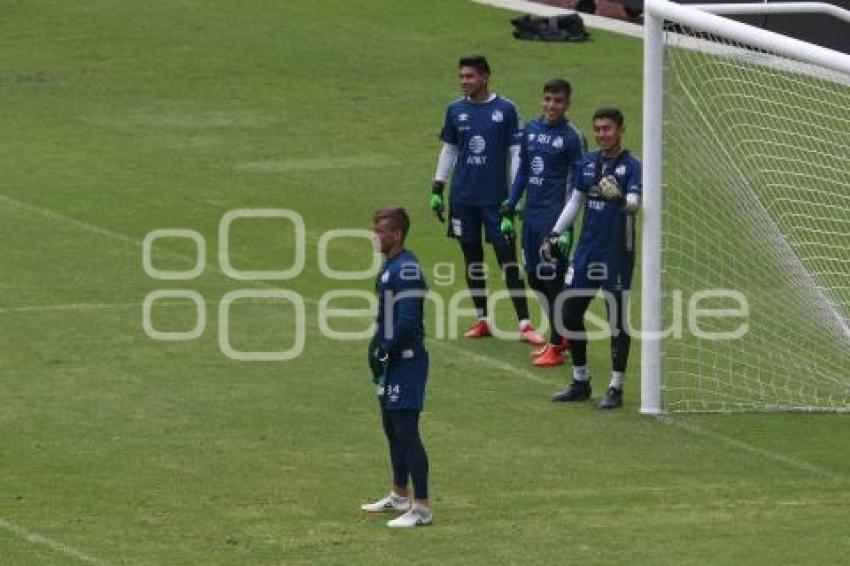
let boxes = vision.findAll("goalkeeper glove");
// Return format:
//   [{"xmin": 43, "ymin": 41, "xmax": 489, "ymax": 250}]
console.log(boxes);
[
  {"xmin": 597, "ymin": 174, "xmax": 624, "ymax": 202},
  {"xmin": 368, "ymin": 338, "xmax": 390, "ymax": 384},
  {"xmin": 540, "ymin": 231, "xmax": 573, "ymax": 262},
  {"xmin": 430, "ymin": 181, "xmax": 445, "ymax": 223},
  {"xmin": 498, "ymin": 199, "xmax": 515, "ymax": 236}
]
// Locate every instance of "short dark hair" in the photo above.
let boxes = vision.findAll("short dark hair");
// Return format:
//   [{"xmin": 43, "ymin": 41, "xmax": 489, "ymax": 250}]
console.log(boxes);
[
  {"xmin": 543, "ymin": 78, "xmax": 572, "ymax": 99},
  {"xmin": 373, "ymin": 206, "xmax": 410, "ymax": 239},
  {"xmin": 592, "ymin": 106, "xmax": 624, "ymax": 127},
  {"xmin": 458, "ymin": 55, "xmax": 490, "ymax": 75}
]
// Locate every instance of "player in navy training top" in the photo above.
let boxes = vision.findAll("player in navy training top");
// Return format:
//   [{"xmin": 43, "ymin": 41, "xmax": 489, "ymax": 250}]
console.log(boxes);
[
  {"xmin": 431, "ymin": 55, "xmax": 543, "ymax": 344},
  {"xmin": 362, "ymin": 207, "xmax": 433, "ymax": 528},
  {"xmin": 542, "ymin": 107, "xmax": 642, "ymax": 409},
  {"xmin": 501, "ymin": 78, "xmax": 586, "ymax": 368}
]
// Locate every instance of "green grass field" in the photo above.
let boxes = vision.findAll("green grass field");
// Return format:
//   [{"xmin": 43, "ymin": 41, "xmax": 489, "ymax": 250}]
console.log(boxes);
[{"xmin": 1, "ymin": 1, "xmax": 848, "ymax": 564}]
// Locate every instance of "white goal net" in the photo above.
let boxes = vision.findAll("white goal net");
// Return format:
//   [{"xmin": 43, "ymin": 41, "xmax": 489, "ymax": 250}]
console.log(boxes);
[{"xmin": 644, "ymin": 1, "xmax": 850, "ymax": 412}]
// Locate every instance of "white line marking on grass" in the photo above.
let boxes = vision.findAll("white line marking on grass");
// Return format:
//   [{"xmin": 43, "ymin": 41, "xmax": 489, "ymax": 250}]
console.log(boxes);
[
  {"xmin": 0, "ymin": 303, "xmax": 140, "ymax": 314},
  {"xmin": 428, "ymin": 338, "xmax": 561, "ymax": 386},
  {"xmin": 0, "ymin": 518, "xmax": 108, "ymax": 565},
  {"xmin": 0, "ymin": 193, "xmax": 142, "ymax": 249},
  {"xmin": 657, "ymin": 416, "xmax": 849, "ymax": 483},
  {"xmin": 234, "ymin": 154, "xmax": 402, "ymax": 173},
  {"xmin": 0, "ymin": 301, "xmax": 205, "ymax": 315}
]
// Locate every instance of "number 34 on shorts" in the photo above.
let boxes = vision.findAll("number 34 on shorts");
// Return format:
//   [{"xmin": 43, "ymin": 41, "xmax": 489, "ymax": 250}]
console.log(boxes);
[{"xmin": 377, "ymin": 383, "xmax": 401, "ymax": 399}]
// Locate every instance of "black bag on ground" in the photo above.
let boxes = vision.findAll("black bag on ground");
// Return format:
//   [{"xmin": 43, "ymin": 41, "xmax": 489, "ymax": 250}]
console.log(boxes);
[{"xmin": 511, "ymin": 13, "xmax": 589, "ymax": 42}]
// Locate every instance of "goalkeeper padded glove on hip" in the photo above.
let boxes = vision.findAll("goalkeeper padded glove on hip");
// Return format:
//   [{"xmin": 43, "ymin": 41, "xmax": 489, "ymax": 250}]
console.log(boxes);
[{"xmin": 540, "ymin": 231, "xmax": 572, "ymax": 262}]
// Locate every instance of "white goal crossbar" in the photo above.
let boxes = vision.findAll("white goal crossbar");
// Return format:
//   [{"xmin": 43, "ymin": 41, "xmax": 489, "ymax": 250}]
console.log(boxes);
[
  {"xmin": 640, "ymin": 0, "xmax": 850, "ymax": 414},
  {"xmin": 691, "ymin": 2, "xmax": 850, "ymax": 22}
]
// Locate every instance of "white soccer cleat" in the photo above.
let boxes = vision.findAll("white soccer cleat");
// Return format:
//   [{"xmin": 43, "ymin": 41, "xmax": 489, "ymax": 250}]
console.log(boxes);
[
  {"xmin": 386, "ymin": 505, "xmax": 433, "ymax": 528},
  {"xmin": 360, "ymin": 492, "xmax": 409, "ymax": 513}
]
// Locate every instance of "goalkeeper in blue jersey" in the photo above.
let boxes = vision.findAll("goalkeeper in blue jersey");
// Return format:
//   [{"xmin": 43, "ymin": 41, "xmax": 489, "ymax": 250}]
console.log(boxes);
[
  {"xmin": 501, "ymin": 78, "xmax": 586, "ymax": 367},
  {"xmin": 431, "ymin": 55, "xmax": 544, "ymax": 344},
  {"xmin": 541, "ymin": 107, "xmax": 642, "ymax": 409},
  {"xmin": 362, "ymin": 207, "xmax": 433, "ymax": 528}
]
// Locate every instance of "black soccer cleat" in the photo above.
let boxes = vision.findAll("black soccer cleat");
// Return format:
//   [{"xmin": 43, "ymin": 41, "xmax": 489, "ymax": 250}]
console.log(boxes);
[
  {"xmin": 598, "ymin": 387, "xmax": 623, "ymax": 409},
  {"xmin": 551, "ymin": 379, "xmax": 592, "ymax": 402}
]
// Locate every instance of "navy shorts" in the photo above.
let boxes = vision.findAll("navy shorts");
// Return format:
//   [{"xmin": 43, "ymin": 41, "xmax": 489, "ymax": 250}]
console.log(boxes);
[
  {"xmin": 380, "ymin": 347, "xmax": 429, "ymax": 412},
  {"xmin": 567, "ymin": 248, "xmax": 635, "ymax": 292},
  {"xmin": 448, "ymin": 203, "xmax": 512, "ymax": 247}
]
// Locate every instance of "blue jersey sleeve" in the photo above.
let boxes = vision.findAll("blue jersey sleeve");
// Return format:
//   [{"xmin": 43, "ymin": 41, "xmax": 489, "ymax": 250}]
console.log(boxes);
[
  {"xmin": 439, "ymin": 106, "xmax": 457, "ymax": 145},
  {"xmin": 571, "ymin": 161, "xmax": 589, "ymax": 193},
  {"xmin": 507, "ymin": 104, "xmax": 522, "ymax": 146},
  {"xmin": 626, "ymin": 158, "xmax": 642, "ymax": 195},
  {"xmin": 567, "ymin": 132, "xmax": 585, "ymax": 163}
]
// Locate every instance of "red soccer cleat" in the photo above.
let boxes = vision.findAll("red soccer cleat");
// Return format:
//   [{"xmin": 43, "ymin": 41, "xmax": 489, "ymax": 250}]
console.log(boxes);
[
  {"xmin": 529, "ymin": 344, "xmax": 548, "ymax": 358},
  {"xmin": 519, "ymin": 322, "xmax": 545, "ymax": 345},
  {"xmin": 464, "ymin": 319, "xmax": 492, "ymax": 339},
  {"xmin": 531, "ymin": 336, "xmax": 569, "ymax": 357},
  {"xmin": 533, "ymin": 343, "xmax": 565, "ymax": 367}
]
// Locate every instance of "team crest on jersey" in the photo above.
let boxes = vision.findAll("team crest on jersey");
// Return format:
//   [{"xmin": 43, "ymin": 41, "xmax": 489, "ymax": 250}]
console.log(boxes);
[
  {"xmin": 458, "ymin": 113, "xmax": 468, "ymax": 122},
  {"xmin": 381, "ymin": 270, "xmax": 390, "ymax": 283},
  {"xmin": 528, "ymin": 133, "xmax": 535, "ymax": 142},
  {"xmin": 615, "ymin": 164, "xmax": 627, "ymax": 175},
  {"xmin": 469, "ymin": 135, "xmax": 486, "ymax": 154},
  {"xmin": 531, "ymin": 156, "xmax": 545, "ymax": 175},
  {"xmin": 552, "ymin": 136, "xmax": 563, "ymax": 149},
  {"xmin": 491, "ymin": 110, "xmax": 504, "ymax": 122}
]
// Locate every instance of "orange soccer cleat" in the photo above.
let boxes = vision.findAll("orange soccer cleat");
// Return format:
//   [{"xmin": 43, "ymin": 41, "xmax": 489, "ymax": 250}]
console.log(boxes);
[
  {"xmin": 529, "ymin": 344, "xmax": 549, "ymax": 358},
  {"xmin": 519, "ymin": 322, "xmax": 545, "ymax": 345},
  {"xmin": 528, "ymin": 338, "xmax": 570, "ymax": 358},
  {"xmin": 532, "ymin": 343, "xmax": 565, "ymax": 367},
  {"xmin": 464, "ymin": 319, "xmax": 492, "ymax": 339}
]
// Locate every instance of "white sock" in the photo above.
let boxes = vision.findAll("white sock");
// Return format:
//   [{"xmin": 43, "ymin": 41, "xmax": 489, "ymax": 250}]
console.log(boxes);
[
  {"xmin": 573, "ymin": 365, "xmax": 589, "ymax": 382},
  {"xmin": 518, "ymin": 318, "xmax": 531, "ymax": 329},
  {"xmin": 609, "ymin": 372, "xmax": 624, "ymax": 390},
  {"xmin": 391, "ymin": 491, "xmax": 408, "ymax": 500}
]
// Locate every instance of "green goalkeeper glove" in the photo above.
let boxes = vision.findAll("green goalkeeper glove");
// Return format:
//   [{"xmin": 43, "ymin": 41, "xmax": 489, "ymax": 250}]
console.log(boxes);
[
  {"xmin": 498, "ymin": 199, "xmax": 515, "ymax": 236},
  {"xmin": 431, "ymin": 181, "xmax": 445, "ymax": 223},
  {"xmin": 540, "ymin": 231, "xmax": 573, "ymax": 262}
]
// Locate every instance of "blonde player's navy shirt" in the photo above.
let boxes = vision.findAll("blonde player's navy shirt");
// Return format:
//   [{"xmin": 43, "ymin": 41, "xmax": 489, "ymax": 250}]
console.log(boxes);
[
  {"xmin": 508, "ymin": 116, "xmax": 585, "ymax": 227},
  {"xmin": 374, "ymin": 250, "xmax": 427, "ymax": 354},
  {"xmin": 571, "ymin": 150, "xmax": 642, "ymax": 254},
  {"xmin": 439, "ymin": 95, "xmax": 522, "ymax": 206}
]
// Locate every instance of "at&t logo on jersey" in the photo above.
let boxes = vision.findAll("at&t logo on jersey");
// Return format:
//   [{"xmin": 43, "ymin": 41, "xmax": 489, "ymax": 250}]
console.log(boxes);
[
  {"xmin": 469, "ymin": 135, "xmax": 486, "ymax": 154},
  {"xmin": 491, "ymin": 110, "xmax": 503, "ymax": 122},
  {"xmin": 467, "ymin": 135, "xmax": 488, "ymax": 165},
  {"xmin": 531, "ymin": 156, "xmax": 545, "ymax": 175}
]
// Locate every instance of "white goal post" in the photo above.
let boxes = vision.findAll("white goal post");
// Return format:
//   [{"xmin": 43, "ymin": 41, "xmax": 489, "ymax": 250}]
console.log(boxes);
[{"xmin": 641, "ymin": 0, "xmax": 850, "ymax": 413}]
